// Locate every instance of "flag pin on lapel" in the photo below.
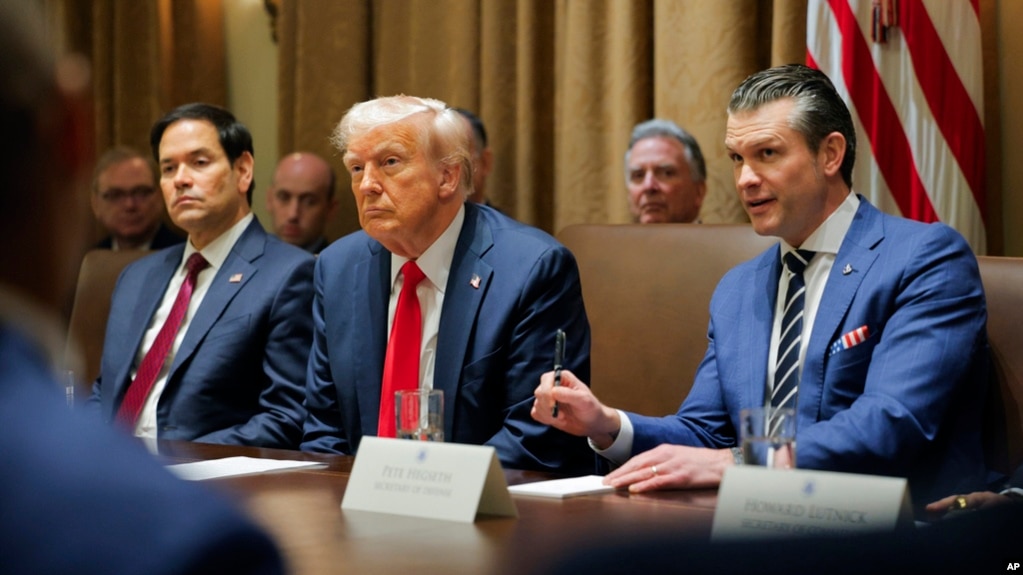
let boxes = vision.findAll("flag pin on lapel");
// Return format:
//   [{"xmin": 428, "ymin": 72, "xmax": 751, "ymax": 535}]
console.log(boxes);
[
  {"xmin": 229, "ymin": 273, "xmax": 243, "ymax": 283},
  {"xmin": 470, "ymin": 274, "xmax": 481, "ymax": 289},
  {"xmin": 842, "ymin": 264, "xmax": 853, "ymax": 276}
]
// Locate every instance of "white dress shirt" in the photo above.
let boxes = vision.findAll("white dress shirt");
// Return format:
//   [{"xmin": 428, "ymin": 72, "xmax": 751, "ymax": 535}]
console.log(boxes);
[{"xmin": 387, "ymin": 205, "xmax": 465, "ymax": 391}]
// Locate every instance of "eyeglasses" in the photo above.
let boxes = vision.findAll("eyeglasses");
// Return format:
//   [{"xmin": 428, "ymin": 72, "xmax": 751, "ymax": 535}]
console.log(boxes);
[{"xmin": 99, "ymin": 185, "xmax": 157, "ymax": 203}]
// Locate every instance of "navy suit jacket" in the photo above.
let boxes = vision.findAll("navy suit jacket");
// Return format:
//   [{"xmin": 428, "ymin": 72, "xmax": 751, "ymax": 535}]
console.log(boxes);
[
  {"xmin": 0, "ymin": 324, "xmax": 282, "ymax": 575},
  {"xmin": 302, "ymin": 202, "xmax": 594, "ymax": 474},
  {"xmin": 89, "ymin": 218, "xmax": 314, "ymax": 448},
  {"xmin": 95, "ymin": 222, "xmax": 185, "ymax": 250},
  {"xmin": 629, "ymin": 199, "xmax": 989, "ymax": 505}
]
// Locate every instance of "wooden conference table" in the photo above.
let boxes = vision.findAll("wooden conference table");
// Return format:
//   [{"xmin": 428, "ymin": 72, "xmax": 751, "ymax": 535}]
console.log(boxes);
[{"xmin": 157, "ymin": 441, "xmax": 717, "ymax": 575}]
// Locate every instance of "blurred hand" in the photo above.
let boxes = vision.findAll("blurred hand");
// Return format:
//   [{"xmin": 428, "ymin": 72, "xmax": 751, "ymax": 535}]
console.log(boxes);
[{"xmin": 925, "ymin": 490, "xmax": 1015, "ymax": 520}]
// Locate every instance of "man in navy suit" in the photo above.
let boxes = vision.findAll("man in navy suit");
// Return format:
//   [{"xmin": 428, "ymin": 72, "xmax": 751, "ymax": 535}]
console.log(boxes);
[
  {"xmin": 88, "ymin": 103, "xmax": 314, "ymax": 448},
  {"xmin": 301, "ymin": 95, "xmax": 593, "ymax": 474},
  {"xmin": 0, "ymin": 2, "xmax": 282, "ymax": 572},
  {"xmin": 533, "ymin": 64, "xmax": 988, "ymax": 506}
]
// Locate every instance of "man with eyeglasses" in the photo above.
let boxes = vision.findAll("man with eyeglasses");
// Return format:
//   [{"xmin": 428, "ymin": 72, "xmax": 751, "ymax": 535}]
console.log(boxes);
[{"xmin": 91, "ymin": 146, "xmax": 184, "ymax": 250}]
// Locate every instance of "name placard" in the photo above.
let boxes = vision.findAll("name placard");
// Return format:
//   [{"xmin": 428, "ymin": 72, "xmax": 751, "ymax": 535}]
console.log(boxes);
[
  {"xmin": 711, "ymin": 466, "xmax": 911, "ymax": 540},
  {"xmin": 341, "ymin": 436, "xmax": 518, "ymax": 523}
]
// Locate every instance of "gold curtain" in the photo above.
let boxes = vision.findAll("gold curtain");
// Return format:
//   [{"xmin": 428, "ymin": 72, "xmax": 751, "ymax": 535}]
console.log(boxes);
[
  {"xmin": 62, "ymin": 0, "xmax": 226, "ymax": 154},
  {"xmin": 69, "ymin": 0, "xmax": 1004, "ymax": 251},
  {"xmin": 59, "ymin": 0, "xmax": 227, "ymax": 244},
  {"xmin": 278, "ymin": 0, "xmax": 371, "ymax": 241},
  {"xmin": 275, "ymin": 0, "xmax": 810, "ymax": 238}
]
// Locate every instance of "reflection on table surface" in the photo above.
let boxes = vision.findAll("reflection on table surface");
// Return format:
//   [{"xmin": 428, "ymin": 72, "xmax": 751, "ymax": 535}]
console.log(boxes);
[{"xmin": 156, "ymin": 440, "xmax": 717, "ymax": 575}]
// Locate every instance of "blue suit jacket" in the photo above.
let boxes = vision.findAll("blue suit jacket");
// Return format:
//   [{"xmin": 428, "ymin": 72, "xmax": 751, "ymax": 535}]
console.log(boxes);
[
  {"xmin": 629, "ymin": 199, "xmax": 989, "ymax": 505},
  {"xmin": 301, "ymin": 202, "xmax": 595, "ymax": 474},
  {"xmin": 89, "ymin": 218, "xmax": 314, "ymax": 448},
  {"xmin": 0, "ymin": 324, "xmax": 282, "ymax": 575},
  {"xmin": 95, "ymin": 223, "xmax": 185, "ymax": 250}
]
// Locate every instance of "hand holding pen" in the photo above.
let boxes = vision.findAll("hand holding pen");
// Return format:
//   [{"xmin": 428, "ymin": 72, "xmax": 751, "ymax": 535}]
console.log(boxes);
[{"xmin": 552, "ymin": 329, "xmax": 565, "ymax": 417}]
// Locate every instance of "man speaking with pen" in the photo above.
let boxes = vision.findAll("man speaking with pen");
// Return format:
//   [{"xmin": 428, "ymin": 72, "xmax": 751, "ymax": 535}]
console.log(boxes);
[
  {"xmin": 301, "ymin": 95, "xmax": 595, "ymax": 475},
  {"xmin": 531, "ymin": 65, "xmax": 987, "ymax": 509}
]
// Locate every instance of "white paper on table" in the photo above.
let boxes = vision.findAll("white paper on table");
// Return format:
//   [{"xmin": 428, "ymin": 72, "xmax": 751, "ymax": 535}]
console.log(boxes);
[
  {"xmin": 507, "ymin": 475, "xmax": 615, "ymax": 499},
  {"xmin": 166, "ymin": 456, "xmax": 328, "ymax": 481}
]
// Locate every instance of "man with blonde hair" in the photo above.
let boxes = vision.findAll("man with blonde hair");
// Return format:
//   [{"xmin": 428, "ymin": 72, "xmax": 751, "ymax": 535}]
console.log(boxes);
[{"xmin": 302, "ymin": 95, "xmax": 593, "ymax": 474}]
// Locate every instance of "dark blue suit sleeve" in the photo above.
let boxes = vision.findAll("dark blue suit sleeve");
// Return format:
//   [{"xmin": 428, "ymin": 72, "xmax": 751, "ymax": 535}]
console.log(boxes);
[
  {"xmin": 476, "ymin": 243, "xmax": 596, "ymax": 474},
  {"xmin": 300, "ymin": 254, "xmax": 351, "ymax": 454}
]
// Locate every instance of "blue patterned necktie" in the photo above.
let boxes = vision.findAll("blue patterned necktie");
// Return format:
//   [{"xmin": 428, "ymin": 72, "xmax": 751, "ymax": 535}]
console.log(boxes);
[{"xmin": 770, "ymin": 249, "xmax": 816, "ymax": 430}]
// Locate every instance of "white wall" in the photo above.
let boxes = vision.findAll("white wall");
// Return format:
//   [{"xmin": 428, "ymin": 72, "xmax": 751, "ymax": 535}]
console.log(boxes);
[{"xmin": 223, "ymin": 0, "xmax": 277, "ymax": 226}]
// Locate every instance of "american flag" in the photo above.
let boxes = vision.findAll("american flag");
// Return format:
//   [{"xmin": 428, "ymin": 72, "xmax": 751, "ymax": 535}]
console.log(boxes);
[{"xmin": 807, "ymin": 0, "xmax": 986, "ymax": 254}]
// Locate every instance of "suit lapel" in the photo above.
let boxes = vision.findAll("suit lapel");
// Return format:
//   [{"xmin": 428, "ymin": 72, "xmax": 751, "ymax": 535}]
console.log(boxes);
[
  {"xmin": 110, "ymin": 248, "xmax": 182, "ymax": 408},
  {"xmin": 168, "ymin": 221, "xmax": 264, "ymax": 376},
  {"xmin": 357, "ymin": 241, "xmax": 391, "ymax": 436},
  {"xmin": 800, "ymin": 200, "xmax": 883, "ymax": 421},
  {"xmin": 748, "ymin": 247, "xmax": 781, "ymax": 408},
  {"xmin": 434, "ymin": 204, "xmax": 491, "ymax": 436}
]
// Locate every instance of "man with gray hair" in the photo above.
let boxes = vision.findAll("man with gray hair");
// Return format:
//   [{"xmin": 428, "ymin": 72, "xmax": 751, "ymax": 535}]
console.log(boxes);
[
  {"xmin": 302, "ymin": 95, "xmax": 594, "ymax": 474},
  {"xmin": 624, "ymin": 119, "xmax": 707, "ymax": 224},
  {"xmin": 534, "ymin": 64, "xmax": 987, "ymax": 511}
]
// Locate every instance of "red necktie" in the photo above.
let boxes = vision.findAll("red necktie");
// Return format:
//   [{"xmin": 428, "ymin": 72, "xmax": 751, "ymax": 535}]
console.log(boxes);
[
  {"xmin": 117, "ymin": 252, "xmax": 209, "ymax": 427},
  {"xmin": 378, "ymin": 261, "xmax": 426, "ymax": 437}
]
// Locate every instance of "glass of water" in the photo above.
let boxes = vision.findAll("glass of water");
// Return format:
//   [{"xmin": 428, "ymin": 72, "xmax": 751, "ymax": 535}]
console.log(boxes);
[
  {"xmin": 740, "ymin": 406, "xmax": 796, "ymax": 468},
  {"xmin": 64, "ymin": 370, "xmax": 76, "ymax": 409},
  {"xmin": 395, "ymin": 389, "xmax": 444, "ymax": 442}
]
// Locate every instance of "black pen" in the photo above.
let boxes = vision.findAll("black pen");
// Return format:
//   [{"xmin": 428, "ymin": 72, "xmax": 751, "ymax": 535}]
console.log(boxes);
[{"xmin": 552, "ymin": 329, "xmax": 565, "ymax": 417}]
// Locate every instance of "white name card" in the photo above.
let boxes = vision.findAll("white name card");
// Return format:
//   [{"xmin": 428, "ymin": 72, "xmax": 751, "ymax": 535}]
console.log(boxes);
[
  {"xmin": 341, "ymin": 436, "xmax": 518, "ymax": 523},
  {"xmin": 711, "ymin": 466, "xmax": 912, "ymax": 540}
]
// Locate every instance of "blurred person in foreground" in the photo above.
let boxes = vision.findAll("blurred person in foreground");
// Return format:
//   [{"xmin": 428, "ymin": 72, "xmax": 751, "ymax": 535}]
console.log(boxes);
[
  {"xmin": 0, "ymin": 1, "xmax": 283, "ymax": 573},
  {"xmin": 533, "ymin": 64, "xmax": 988, "ymax": 510},
  {"xmin": 266, "ymin": 151, "xmax": 337, "ymax": 254},
  {"xmin": 624, "ymin": 119, "xmax": 707, "ymax": 224},
  {"xmin": 301, "ymin": 95, "xmax": 594, "ymax": 474}
]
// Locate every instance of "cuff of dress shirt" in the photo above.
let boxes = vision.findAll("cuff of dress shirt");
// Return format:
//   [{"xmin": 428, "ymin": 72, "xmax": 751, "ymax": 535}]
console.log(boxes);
[
  {"xmin": 999, "ymin": 486, "xmax": 1023, "ymax": 500},
  {"xmin": 588, "ymin": 409, "xmax": 634, "ymax": 466}
]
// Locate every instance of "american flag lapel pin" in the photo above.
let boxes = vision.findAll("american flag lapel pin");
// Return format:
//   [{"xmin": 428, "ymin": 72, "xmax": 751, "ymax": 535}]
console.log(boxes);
[
  {"xmin": 229, "ymin": 273, "xmax": 243, "ymax": 283},
  {"xmin": 469, "ymin": 274, "xmax": 481, "ymax": 289}
]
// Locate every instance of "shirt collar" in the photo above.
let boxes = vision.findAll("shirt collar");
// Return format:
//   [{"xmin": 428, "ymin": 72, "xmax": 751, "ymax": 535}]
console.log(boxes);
[
  {"xmin": 779, "ymin": 192, "xmax": 860, "ymax": 259},
  {"xmin": 182, "ymin": 213, "xmax": 253, "ymax": 272},
  {"xmin": 390, "ymin": 204, "xmax": 466, "ymax": 294}
]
